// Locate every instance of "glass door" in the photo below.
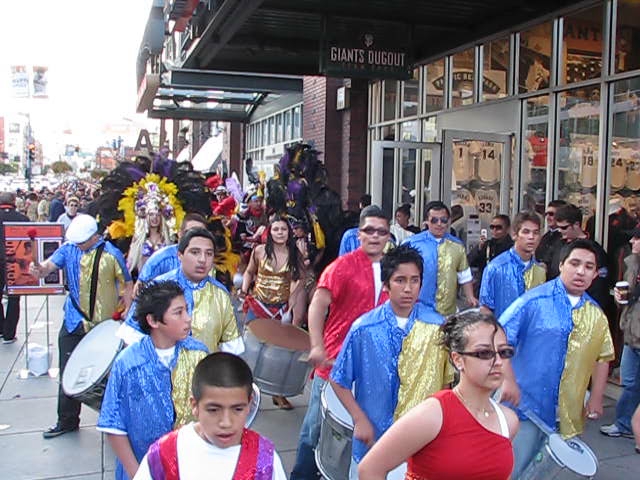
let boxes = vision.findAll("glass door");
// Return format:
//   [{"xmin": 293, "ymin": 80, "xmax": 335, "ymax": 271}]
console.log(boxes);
[
  {"xmin": 371, "ymin": 140, "xmax": 442, "ymax": 231},
  {"xmin": 442, "ymin": 130, "xmax": 513, "ymax": 251}
]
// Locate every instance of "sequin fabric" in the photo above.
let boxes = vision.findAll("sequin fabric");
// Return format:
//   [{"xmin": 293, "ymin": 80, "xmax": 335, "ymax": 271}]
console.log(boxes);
[
  {"xmin": 315, "ymin": 248, "xmax": 388, "ymax": 380},
  {"xmin": 49, "ymin": 239, "xmax": 131, "ymax": 332},
  {"xmin": 253, "ymin": 257, "xmax": 292, "ymax": 305},
  {"xmin": 331, "ymin": 302, "xmax": 410, "ymax": 462},
  {"xmin": 395, "ymin": 305, "xmax": 452, "ymax": 420},
  {"xmin": 405, "ymin": 231, "xmax": 467, "ymax": 315},
  {"xmin": 137, "ymin": 244, "xmax": 179, "ymax": 283},
  {"xmin": 558, "ymin": 300, "xmax": 615, "ymax": 438},
  {"xmin": 480, "ymin": 248, "xmax": 546, "ymax": 317},
  {"xmin": 233, "ymin": 429, "xmax": 275, "ymax": 480},
  {"xmin": 500, "ymin": 278, "xmax": 613, "ymax": 433},
  {"xmin": 97, "ymin": 335, "xmax": 207, "ymax": 480},
  {"xmin": 172, "ymin": 349, "xmax": 208, "ymax": 428}
]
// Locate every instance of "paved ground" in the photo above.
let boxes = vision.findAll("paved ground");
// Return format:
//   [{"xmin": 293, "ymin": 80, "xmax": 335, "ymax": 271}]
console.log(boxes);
[{"xmin": 1, "ymin": 294, "xmax": 639, "ymax": 479}]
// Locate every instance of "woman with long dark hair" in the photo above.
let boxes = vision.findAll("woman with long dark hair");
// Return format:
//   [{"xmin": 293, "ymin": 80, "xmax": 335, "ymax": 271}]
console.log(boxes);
[{"xmin": 240, "ymin": 215, "xmax": 309, "ymax": 409}]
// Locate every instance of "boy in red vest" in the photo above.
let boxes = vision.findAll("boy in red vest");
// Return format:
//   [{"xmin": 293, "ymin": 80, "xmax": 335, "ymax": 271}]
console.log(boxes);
[{"xmin": 133, "ymin": 352, "xmax": 287, "ymax": 479}]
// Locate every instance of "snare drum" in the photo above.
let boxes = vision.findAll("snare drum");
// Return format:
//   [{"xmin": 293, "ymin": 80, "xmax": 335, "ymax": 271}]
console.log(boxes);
[
  {"xmin": 62, "ymin": 320, "xmax": 123, "ymax": 411},
  {"xmin": 521, "ymin": 433, "xmax": 598, "ymax": 479},
  {"xmin": 241, "ymin": 329, "xmax": 311, "ymax": 397},
  {"xmin": 316, "ymin": 383, "xmax": 406, "ymax": 480}
]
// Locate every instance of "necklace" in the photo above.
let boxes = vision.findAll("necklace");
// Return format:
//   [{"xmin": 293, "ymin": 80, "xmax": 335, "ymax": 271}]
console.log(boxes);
[{"xmin": 454, "ymin": 387, "xmax": 492, "ymax": 418}]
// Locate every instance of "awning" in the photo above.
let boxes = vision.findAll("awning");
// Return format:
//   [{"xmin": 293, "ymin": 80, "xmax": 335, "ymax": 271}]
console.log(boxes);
[
  {"xmin": 191, "ymin": 134, "xmax": 224, "ymax": 171},
  {"xmin": 137, "ymin": 69, "xmax": 303, "ymax": 122}
]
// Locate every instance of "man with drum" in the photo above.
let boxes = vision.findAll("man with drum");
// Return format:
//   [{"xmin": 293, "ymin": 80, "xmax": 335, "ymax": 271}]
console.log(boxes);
[
  {"xmin": 290, "ymin": 205, "xmax": 390, "ymax": 479},
  {"xmin": 329, "ymin": 245, "xmax": 452, "ymax": 477},
  {"xmin": 499, "ymin": 239, "xmax": 615, "ymax": 477},
  {"xmin": 404, "ymin": 200, "xmax": 478, "ymax": 316},
  {"xmin": 479, "ymin": 211, "xmax": 546, "ymax": 318},
  {"xmin": 30, "ymin": 214, "xmax": 133, "ymax": 439},
  {"xmin": 119, "ymin": 228, "xmax": 243, "ymax": 355}
]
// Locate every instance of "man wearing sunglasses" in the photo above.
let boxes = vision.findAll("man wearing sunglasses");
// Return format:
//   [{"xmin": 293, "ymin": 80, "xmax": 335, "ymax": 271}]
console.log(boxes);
[
  {"xmin": 547, "ymin": 204, "xmax": 611, "ymax": 312},
  {"xmin": 479, "ymin": 211, "xmax": 546, "ymax": 318},
  {"xmin": 468, "ymin": 214, "xmax": 513, "ymax": 284},
  {"xmin": 291, "ymin": 205, "xmax": 390, "ymax": 479},
  {"xmin": 499, "ymin": 239, "xmax": 614, "ymax": 478},
  {"xmin": 404, "ymin": 200, "xmax": 477, "ymax": 315},
  {"xmin": 535, "ymin": 199, "xmax": 567, "ymax": 272}
]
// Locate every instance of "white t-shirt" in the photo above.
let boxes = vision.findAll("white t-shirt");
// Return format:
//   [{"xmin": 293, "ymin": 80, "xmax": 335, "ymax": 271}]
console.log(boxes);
[
  {"xmin": 567, "ymin": 294, "xmax": 581, "ymax": 308},
  {"xmin": 133, "ymin": 423, "xmax": 287, "ymax": 480},
  {"xmin": 372, "ymin": 262, "xmax": 383, "ymax": 304},
  {"xmin": 155, "ymin": 346, "xmax": 176, "ymax": 369},
  {"xmin": 396, "ymin": 316, "xmax": 409, "ymax": 330}
]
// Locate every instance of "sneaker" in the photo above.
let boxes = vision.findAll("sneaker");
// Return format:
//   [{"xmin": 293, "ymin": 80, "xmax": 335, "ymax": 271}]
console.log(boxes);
[
  {"xmin": 600, "ymin": 423, "xmax": 634, "ymax": 438},
  {"xmin": 42, "ymin": 424, "xmax": 79, "ymax": 439},
  {"xmin": 2, "ymin": 338, "xmax": 16, "ymax": 344}
]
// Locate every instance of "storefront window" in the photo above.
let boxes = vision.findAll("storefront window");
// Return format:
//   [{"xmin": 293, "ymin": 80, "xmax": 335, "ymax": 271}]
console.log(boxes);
[
  {"xmin": 425, "ymin": 59, "xmax": 445, "ymax": 113},
  {"xmin": 400, "ymin": 150, "xmax": 417, "ymax": 209},
  {"xmin": 561, "ymin": 5, "xmax": 603, "ymax": 84},
  {"xmin": 519, "ymin": 22, "xmax": 553, "ymax": 93},
  {"xmin": 482, "ymin": 37, "xmax": 510, "ymax": 101},
  {"xmin": 284, "ymin": 110, "xmax": 292, "ymax": 141},
  {"xmin": 370, "ymin": 81, "xmax": 382, "ymax": 124},
  {"xmin": 522, "ymin": 96, "xmax": 549, "ymax": 214},
  {"xmin": 262, "ymin": 119, "xmax": 268, "ymax": 145},
  {"xmin": 276, "ymin": 114, "xmax": 283, "ymax": 143},
  {"xmin": 610, "ymin": 77, "xmax": 640, "ymax": 230},
  {"xmin": 616, "ymin": 0, "xmax": 640, "ymax": 73},
  {"xmin": 452, "ymin": 48, "xmax": 475, "ymax": 107},
  {"xmin": 402, "ymin": 69, "xmax": 419, "ymax": 117},
  {"xmin": 557, "ymin": 86, "xmax": 600, "ymax": 230},
  {"xmin": 422, "ymin": 117, "xmax": 437, "ymax": 142},
  {"xmin": 268, "ymin": 117, "xmax": 275, "ymax": 144},
  {"xmin": 383, "ymin": 80, "xmax": 398, "ymax": 121},
  {"xmin": 293, "ymin": 106, "xmax": 301, "ymax": 139},
  {"xmin": 382, "ymin": 124, "xmax": 396, "ymax": 141},
  {"xmin": 400, "ymin": 121, "xmax": 419, "ymax": 141}
]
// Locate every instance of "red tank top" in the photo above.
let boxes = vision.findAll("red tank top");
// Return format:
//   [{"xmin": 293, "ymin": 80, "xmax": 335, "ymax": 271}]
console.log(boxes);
[{"xmin": 406, "ymin": 390, "xmax": 513, "ymax": 480}]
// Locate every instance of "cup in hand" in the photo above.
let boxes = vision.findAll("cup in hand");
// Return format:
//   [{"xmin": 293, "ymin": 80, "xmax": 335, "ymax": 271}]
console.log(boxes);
[{"xmin": 615, "ymin": 281, "xmax": 630, "ymax": 304}]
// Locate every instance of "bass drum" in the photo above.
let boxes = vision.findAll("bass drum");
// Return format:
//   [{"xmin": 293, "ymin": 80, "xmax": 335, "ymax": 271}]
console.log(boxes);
[
  {"xmin": 62, "ymin": 320, "xmax": 123, "ymax": 411},
  {"xmin": 245, "ymin": 382, "xmax": 261, "ymax": 427}
]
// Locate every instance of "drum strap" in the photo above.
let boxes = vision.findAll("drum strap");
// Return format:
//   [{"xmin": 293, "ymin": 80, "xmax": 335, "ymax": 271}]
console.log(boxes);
[{"xmin": 68, "ymin": 243, "xmax": 105, "ymax": 325}]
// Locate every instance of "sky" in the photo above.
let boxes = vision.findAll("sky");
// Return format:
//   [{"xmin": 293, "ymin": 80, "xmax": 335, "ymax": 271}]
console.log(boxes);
[{"xmin": 0, "ymin": 0, "xmax": 156, "ymax": 154}]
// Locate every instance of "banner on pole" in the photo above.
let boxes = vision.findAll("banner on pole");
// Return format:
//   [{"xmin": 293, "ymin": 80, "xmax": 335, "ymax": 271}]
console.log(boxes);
[{"xmin": 3, "ymin": 223, "xmax": 65, "ymax": 295}]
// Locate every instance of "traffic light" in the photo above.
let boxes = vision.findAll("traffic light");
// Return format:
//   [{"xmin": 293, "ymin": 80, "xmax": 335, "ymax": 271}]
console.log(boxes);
[{"xmin": 27, "ymin": 143, "xmax": 36, "ymax": 163}]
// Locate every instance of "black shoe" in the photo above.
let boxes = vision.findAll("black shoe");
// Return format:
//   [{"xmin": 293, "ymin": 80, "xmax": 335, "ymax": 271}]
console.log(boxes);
[{"xmin": 43, "ymin": 424, "xmax": 78, "ymax": 439}]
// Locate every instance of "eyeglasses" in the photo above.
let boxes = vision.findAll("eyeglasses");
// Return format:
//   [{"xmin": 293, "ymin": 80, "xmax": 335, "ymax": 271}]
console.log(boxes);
[
  {"xmin": 360, "ymin": 227, "xmax": 390, "ymax": 236},
  {"xmin": 457, "ymin": 348, "xmax": 515, "ymax": 360},
  {"xmin": 545, "ymin": 211, "xmax": 555, "ymax": 217},
  {"xmin": 68, "ymin": 204, "xmax": 79, "ymax": 207},
  {"xmin": 429, "ymin": 216, "xmax": 450, "ymax": 225},
  {"xmin": 556, "ymin": 224, "xmax": 571, "ymax": 231},
  {"xmin": 489, "ymin": 224, "xmax": 503, "ymax": 230}
]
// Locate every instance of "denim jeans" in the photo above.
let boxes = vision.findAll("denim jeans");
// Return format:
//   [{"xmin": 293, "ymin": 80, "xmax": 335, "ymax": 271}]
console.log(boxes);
[
  {"xmin": 512, "ymin": 419, "xmax": 546, "ymax": 479},
  {"xmin": 290, "ymin": 376, "xmax": 325, "ymax": 479},
  {"xmin": 616, "ymin": 345, "xmax": 640, "ymax": 433}
]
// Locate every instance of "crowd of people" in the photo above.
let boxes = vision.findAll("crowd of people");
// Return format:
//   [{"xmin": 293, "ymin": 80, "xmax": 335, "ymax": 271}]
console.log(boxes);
[{"xmin": 1, "ymin": 144, "xmax": 640, "ymax": 479}]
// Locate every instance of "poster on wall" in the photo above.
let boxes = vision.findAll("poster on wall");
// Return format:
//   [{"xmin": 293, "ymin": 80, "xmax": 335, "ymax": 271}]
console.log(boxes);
[
  {"xmin": 10, "ymin": 65, "xmax": 29, "ymax": 98},
  {"xmin": 3, "ymin": 223, "xmax": 65, "ymax": 295},
  {"xmin": 32, "ymin": 66, "xmax": 48, "ymax": 98}
]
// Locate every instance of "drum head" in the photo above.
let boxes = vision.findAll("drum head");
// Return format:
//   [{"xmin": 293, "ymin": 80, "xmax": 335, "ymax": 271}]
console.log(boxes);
[
  {"xmin": 62, "ymin": 320, "xmax": 123, "ymax": 396},
  {"xmin": 321, "ymin": 383, "xmax": 353, "ymax": 429},
  {"xmin": 548, "ymin": 434, "xmax": 598, "ymax": 476},
  {"xmin": 246, "ymin": 383, "xmax": 260, "ymax": 427}
]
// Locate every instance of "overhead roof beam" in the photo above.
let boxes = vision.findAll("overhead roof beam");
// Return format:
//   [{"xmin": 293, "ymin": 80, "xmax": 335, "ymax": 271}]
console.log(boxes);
[
  {"xmin": 148, "ymin": 108, "xmax": 250, "ymax": 122},
  {"xmin": 166, "ymin": 69, "xmax": 303, "ymax": 93}
]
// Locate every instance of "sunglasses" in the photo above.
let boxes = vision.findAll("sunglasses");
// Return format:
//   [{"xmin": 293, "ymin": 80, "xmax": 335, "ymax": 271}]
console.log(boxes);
[
  {"xmin": 545, "ymin": 211, "xmax": 555, "ymax": 217},
  {"xmin": 457, "ymin": 348, "xmax": 515, "ymax": 360},
  {"xmin": 429, "ymin": 216, "xmax": 450, "ymax": 225},
  {"xmin": 489, "ymin": 224, "xmax": 503, "ymax": 230},
  {"xmin": 556, "ymin": 224, "xmax": 571, "ymax": 231},
  {"xmin": 360, "ymin": 227, "xmax": 390, "ymax": 236}
]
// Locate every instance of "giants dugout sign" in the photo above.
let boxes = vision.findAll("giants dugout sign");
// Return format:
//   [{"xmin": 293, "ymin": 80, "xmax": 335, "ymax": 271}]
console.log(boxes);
[
  {"xmin": 321, "ymin": 22, "xmax": 412, "ymax": 79},
  {"xmin": 4, "ymin": 223, "xmax": 64, "ymax": 295}
]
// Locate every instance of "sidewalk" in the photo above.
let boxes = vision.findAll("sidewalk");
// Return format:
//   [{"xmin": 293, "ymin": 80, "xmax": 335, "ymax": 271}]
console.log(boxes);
[{"xmin": 1, "ymin": 294, "xmax": 639, "ymax": 479}]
